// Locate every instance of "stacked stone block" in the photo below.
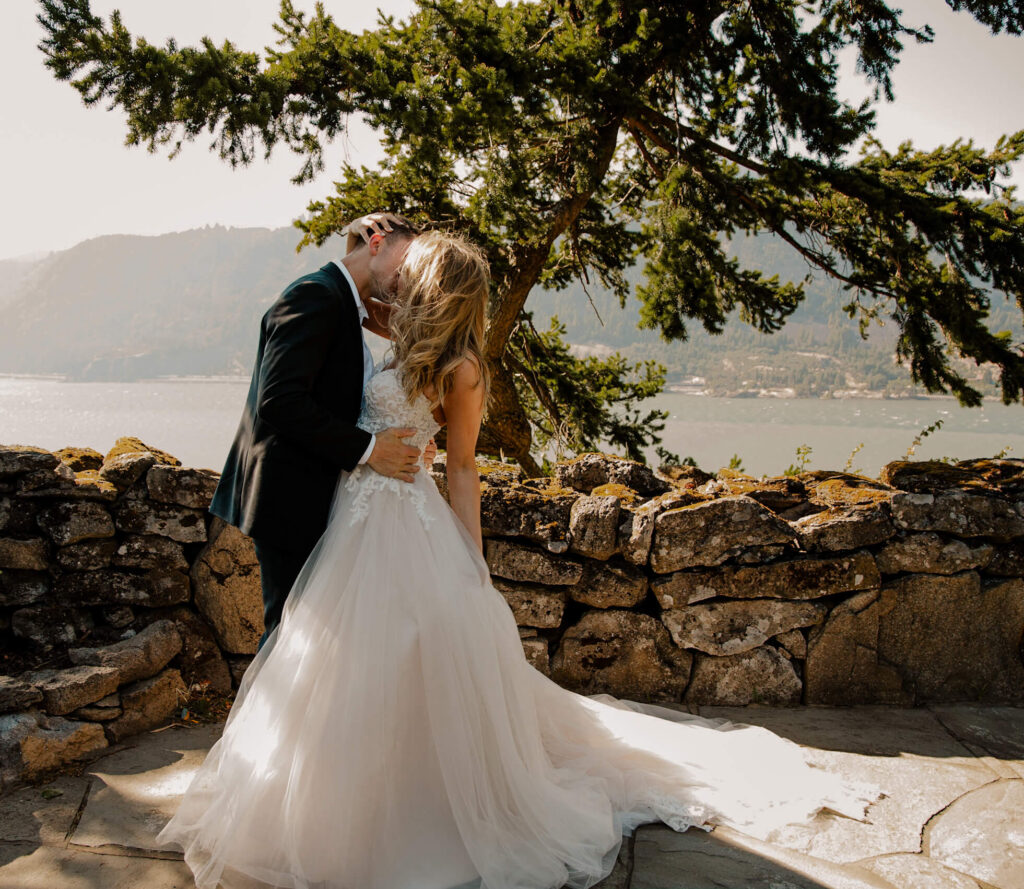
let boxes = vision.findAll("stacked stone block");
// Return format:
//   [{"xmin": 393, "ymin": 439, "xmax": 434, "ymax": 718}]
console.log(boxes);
[{"xmin": 1, "ymin": 441, "xmax": 1022, "ymax": 791}]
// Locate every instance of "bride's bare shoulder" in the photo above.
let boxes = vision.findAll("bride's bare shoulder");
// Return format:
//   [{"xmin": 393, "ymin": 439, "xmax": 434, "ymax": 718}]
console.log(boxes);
[{"xmin": 451, "ymin": 354, "xmax": 483, "ymax": 390}]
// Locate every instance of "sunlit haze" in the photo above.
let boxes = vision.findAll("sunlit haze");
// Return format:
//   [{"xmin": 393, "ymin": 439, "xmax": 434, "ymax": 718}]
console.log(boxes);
[{"xmin": 2, "ymin": 0, "xmax": 1022, "ymax": 261}]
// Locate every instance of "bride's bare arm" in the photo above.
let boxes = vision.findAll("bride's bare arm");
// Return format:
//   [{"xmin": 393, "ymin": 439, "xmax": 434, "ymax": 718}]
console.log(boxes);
[{"xmin": 443, "ymin": 358, "xmax": 486, "ymax": 553}]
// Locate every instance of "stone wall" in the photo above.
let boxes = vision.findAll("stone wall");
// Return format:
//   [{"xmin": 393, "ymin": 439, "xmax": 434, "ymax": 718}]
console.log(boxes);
[{"xmin": 1, "ymin": 440, "xmax": 1022, "ymax": 789}]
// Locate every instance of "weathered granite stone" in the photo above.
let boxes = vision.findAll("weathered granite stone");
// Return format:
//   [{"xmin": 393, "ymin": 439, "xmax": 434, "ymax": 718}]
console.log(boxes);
[
  {"xmin": 190, "ymin": 518, "xmax": 263, "ymax": 654},
  {"xmin": 733, "ymin": 544, "xmax": 790, "ymax": 564},
  {"xmin": 35, "ymin": 502, "xmax": 114, "ymax": 546},
  {"xmin": 881, "ymin": 457, "xmax": 1024, "ymax": 499},
  {"xmin": 891, "ymin": 490, "xmax": 1024, "ymax": 541},
  {"xmin": 0, "ymin": 446, "xmax": 58, "ymax": 477},
  {"xmin": 491, "ymin": 579, "xmax": 567, "ymax": 628},
  {"xmin": 0, "ymin": 570, "xmax": 49, "ymax": 607},
  {"xmin": 146, "ymin": 464, "xmax": 219, "ymax": 508},
  {"xmin": 103, "ymin": 668, "xmax": 186, "ymax": 744},
  {"xmin": 72, "ymin": 690, "xmax": 123, "ymax": 722},
  {"xmin": 430, "ymin": 455, "xmax": 524, "ymax": 502},
  {"xmin": 791, "ymin": 504, "xmax": 895, "ymax": 552},
  {"xmin": 11, "ymin": 604, "xmax": 91, "ymax": 650},
  {"xmin": 925, "ymin": 779, "xmax": 1024, "ymax": 889},
  {"xmin": 521, "ymin": 637, "xmax": 550, "ymax": 675},
  {"xmin": 68, "ymin": 618, "xmax": 183, "ymax": 686},
  {"xmin": 555, "ymin": 453, "xmax": 670, "ymax": 496},
  {"xmin": 806, "ymin": 573, "xmax": 1024, "ymax": 705},
  {"xmin": 101, "ymin": 605, "xmax": 135, "ymax": 628},
  {"xmin": 569, "ymin": 495, "xmax": 621, "ymax": 560},
  {"xmin": 479, "ymin": 483, "xmax": 576, "ymax": 544},
  {"xmin": 104, "ymin": 436, "xmax": 181, "ymax": 466},
  {"xmin": 0, "ymin": 495, "xmax": 37, "ymax": 534},
  {"xmin": 685, "ymin": 646, "xmax": 802, "ymax": 705},
  {"xmin": 22, "ymin": 665, "xmax": 122, "ymax": 716},
  {"xmin": 986, "ymin": 540, "xmax": 1024, "ymax": 576},
  {"xmin": 804, "ymin": 473, "xmax": 896, "ymax": 507},
  {"xmin": 569, "ymin": 561, "xmax": 648, "ymax": 609},
  {"xmin": 0, "ymin": 676, "xmax": 43, "ymax": 713},
  {"xmin": 486, "ymin": 539, "xmax": 584, "ymax": 586},
  {"xmin": 651, "ymin": 551, "xmax": 880, "ymax": 606},
  {"xmin": 0, "ymin": 711, "xmax": 107, "ymax": 788},
  {"xmin": 157, "ymin": 606, "xmax": 234, "ymax": 694},
  {"xmin": 650, "ymin": 495, "xmax": 796, "ymax": 573},
  {"xmin": 616, "ymin": 491, "xmax": 706, "ymax": 567},
  {"xmin": 551, "ymin": 610, "xmax": 691, "ymax": 702},
  {"xmin": 804, "ymin": 587, "xmax": 910, "ymax": 706},
  {"xmin": 722, "ymin": 476, "xmax": 808, "ymax": 513},
  {"xmin": 111, "ymin": 534, "xmax": 188, "ymax": 571},
  {"xmin": 659, "ymin": 599, "xmax": 827, "ymax": 656},
  {"xmin": 16, "ymin": 471, "xmax": 118, "ymax": 502},
  {"xmin": 56, "ymin": 538, "xmax": 117, "ymax": 571},
  {"xmin": 774, "ymin": 628, "xmax": 807, "ymax": 659},
  {"xmin": 98, "ymin": 451, "xmax": 156, "ymax": 489},
  {"xmin": 0, "ymin": 537, "xmax": 49, "ymax": 571},
  {"xmin": 54, "ymin": 447, "xmax": 104, "ymax": 472},
  {"xmin": 56, "ymin": 568, "xmax": 190, "ymax": 607},
  {"xmin": 112, "ymin": 499, "xmax": 207, "ymax": 543},
  {"xmin": 876, "ymin": 532, "xmax": 994, "ymax": 575},
  {"xmin": 657, "ymin": 463, "xmax": 715, "ymax": 487}
]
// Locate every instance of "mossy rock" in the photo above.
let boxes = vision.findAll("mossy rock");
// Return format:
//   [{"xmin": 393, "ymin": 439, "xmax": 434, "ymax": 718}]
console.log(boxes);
[
  {"xmin": 881, "ymin": 458, "xmax": 1024, "ymax": 498},
  {"xmin": 590, "ymin": 483, "xmax": 643, "ymax": 505},
  {"xmin": 104, "ymin": 437, "xmax": 181, "ymax": 467},
  {"xmin": 804, "ymin": 472, "xmax": 895, "ymax": 507},
  {"xmin": 54, "ymin": 447, "xmax": 104, "ymax": 472}
]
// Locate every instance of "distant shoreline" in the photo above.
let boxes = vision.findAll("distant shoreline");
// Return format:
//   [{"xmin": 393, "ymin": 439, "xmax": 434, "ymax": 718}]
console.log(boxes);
[
  {"xmin": 664, "ymin": 384, "xmax": 957, "ymax": 401},
  {"xmin": 0, "ymin": 374, "xmax": 970, "ymax": 400}
]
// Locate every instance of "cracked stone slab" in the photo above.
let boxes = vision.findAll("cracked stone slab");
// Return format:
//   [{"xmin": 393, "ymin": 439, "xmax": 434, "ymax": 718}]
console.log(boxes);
[
  {"xmin": 924, "ymin": 778, "xmax": 1024, "ymax": 889},
  {"xmin": 630, "ymin": 822, "xmax": 899, "ymax": 889},
  {"xmin": 856, "ymin": 852, "xmax": 982, "ymax": 889},
  {"xmin": 68, "ymin": 723, "xmax": 222, "ymax": 854},
  {"xmin": 928, "ymin": 704, "xmax": 1024, "ymax": 778},
  {"xmin": 0, "ymin": 773, "xmax": 91, "ymax": 846},
  {"xmin": 0, "ymin": 844, "xmax": 194, "ymax": 889},
  {"xmin": 696, "ymin": 705, "xmax": 998, "ymax": 865}
]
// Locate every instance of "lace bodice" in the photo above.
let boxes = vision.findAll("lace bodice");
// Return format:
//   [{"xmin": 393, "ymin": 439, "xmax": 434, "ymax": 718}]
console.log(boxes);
[
  {"xmin": 357, "ymin": 366, "xmax": 441, "ymax": 452},
  {"xmin": 340, "ymin": 366, "xmax": 442, "ymax": 528}
]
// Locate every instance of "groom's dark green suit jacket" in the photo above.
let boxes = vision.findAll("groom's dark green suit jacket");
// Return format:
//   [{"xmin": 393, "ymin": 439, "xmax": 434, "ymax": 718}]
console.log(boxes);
[{"xmin": 209, "ymin": 261, "xmax": 373, "ymax": 554}]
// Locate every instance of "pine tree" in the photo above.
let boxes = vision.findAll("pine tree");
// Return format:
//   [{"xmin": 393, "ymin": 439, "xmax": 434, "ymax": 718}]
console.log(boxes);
[{"xmin": 37, "ymin": 0, "xmax": 1024, "ymax": 472}]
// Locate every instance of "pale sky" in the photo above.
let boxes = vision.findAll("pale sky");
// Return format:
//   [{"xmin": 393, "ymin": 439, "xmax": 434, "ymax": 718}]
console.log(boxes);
[{"xmin": 2, "ymin": 0, "xmax": 1022, "ymax": 261}]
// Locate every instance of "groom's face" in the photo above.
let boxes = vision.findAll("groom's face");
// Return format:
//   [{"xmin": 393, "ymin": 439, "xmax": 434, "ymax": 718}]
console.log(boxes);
[{"xmin": 368, "ymin": 233, "xmax": 415, "ymax": 303}]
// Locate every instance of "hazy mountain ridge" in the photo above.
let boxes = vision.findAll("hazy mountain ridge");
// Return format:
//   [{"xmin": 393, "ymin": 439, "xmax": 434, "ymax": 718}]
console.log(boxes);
[
  {"xmin": 1, "ymin": 225, "xmax": 1020, "ymax": 396},
  {"xmin": 531, "ymin": 234, "xmax": 1024, "ymax": 397},
  {"xmin": 0, "ymin": 226, "xmax": 336, "ymax": 379}
]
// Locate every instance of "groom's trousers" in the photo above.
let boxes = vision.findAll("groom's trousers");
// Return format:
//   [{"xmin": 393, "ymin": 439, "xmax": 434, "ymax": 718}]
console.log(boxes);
[{"xmin": 251, "ymin": 536, "xmax": 314, "ymax": 652}]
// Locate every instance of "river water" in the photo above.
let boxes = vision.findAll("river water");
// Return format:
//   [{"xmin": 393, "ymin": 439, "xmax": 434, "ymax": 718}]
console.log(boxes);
[{"xmin": 1, "ymin": 377, "xmax": 1021, "ymax": 478}]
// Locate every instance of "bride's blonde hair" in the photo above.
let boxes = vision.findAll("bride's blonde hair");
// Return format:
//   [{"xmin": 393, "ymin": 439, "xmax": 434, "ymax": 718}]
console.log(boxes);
[{"xmin": 390, "ymin": 230, "xmax": 491, "ymax": 409}]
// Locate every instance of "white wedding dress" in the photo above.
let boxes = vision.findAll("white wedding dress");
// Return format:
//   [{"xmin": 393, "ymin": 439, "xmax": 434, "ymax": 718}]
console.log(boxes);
[{"xmin": 157, "ymin": 366, "xmax": 884, "ymax": 889}]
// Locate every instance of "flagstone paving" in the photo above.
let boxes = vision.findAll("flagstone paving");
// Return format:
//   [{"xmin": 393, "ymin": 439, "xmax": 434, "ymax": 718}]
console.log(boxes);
[{"xmin": 0, "ymin": 705, "xmax": 1020, "ymax": 889}]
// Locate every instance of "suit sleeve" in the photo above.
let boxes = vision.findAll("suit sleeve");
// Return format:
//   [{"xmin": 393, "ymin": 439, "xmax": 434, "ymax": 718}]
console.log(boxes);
[{"xmin": 255, "ymin": 280, "xmax": 373, "ymax": 470}]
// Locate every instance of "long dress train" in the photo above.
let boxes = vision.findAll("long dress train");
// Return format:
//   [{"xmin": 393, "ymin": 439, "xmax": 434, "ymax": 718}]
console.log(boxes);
[{"xmin": 156, "ymin": 367, "xmax": 884, "ymax": 889}]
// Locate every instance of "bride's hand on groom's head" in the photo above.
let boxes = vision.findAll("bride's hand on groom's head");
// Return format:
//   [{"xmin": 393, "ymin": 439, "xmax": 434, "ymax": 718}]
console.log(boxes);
[
  {"xmin": 367, "ymin": 427, "xmax": 421, "ymax": 483},
  {"xmin": 344, "ymin": 213, "xmax": 403, "ymax": 254}
]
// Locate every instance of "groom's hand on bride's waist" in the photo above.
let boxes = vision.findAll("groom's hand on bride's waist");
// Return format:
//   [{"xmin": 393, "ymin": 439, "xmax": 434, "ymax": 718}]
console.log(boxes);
[{"xmin": 367, "ymin": 428, "xmax": 421, "ymax": 483}]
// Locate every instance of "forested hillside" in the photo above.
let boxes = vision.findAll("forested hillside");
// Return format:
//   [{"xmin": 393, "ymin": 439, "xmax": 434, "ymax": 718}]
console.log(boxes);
[{"xmin": 2, "ymin": 226, "xmax": 1020, "ymax": 397}]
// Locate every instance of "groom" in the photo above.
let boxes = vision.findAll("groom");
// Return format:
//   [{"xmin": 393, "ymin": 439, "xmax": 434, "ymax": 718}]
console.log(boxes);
[{"xmin": 210, "ymin": 213, "xmax": 426, "ymax": 651}]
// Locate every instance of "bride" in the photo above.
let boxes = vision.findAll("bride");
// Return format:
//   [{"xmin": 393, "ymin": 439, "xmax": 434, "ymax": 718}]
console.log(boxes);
[{"xmin": 156, "ymin": 231, "xmax": 884, "ymax": 889}]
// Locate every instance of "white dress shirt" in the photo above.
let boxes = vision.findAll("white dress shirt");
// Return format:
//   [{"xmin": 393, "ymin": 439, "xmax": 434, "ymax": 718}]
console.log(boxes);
[{"xmin": 336, "ymin": 260, "xmax": 376, "ymax": 465}]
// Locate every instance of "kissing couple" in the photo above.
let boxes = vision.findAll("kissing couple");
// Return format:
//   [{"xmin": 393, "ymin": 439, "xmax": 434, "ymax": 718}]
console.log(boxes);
[{"xmin": 157, "ymin": 216, "xmax": 884, "ymax": 889}]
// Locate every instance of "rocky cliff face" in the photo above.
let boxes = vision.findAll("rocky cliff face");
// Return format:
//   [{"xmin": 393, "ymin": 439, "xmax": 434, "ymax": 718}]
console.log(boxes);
[{"xmin": 1, "ymin": 441, "xmax": 1022, "ymax": 789}]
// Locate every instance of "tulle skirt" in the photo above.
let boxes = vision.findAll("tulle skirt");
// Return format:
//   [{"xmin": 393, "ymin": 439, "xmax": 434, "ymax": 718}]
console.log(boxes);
[{"xmin": 156, "ymin": 467, "xmax": 884, "ymax": 889}]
